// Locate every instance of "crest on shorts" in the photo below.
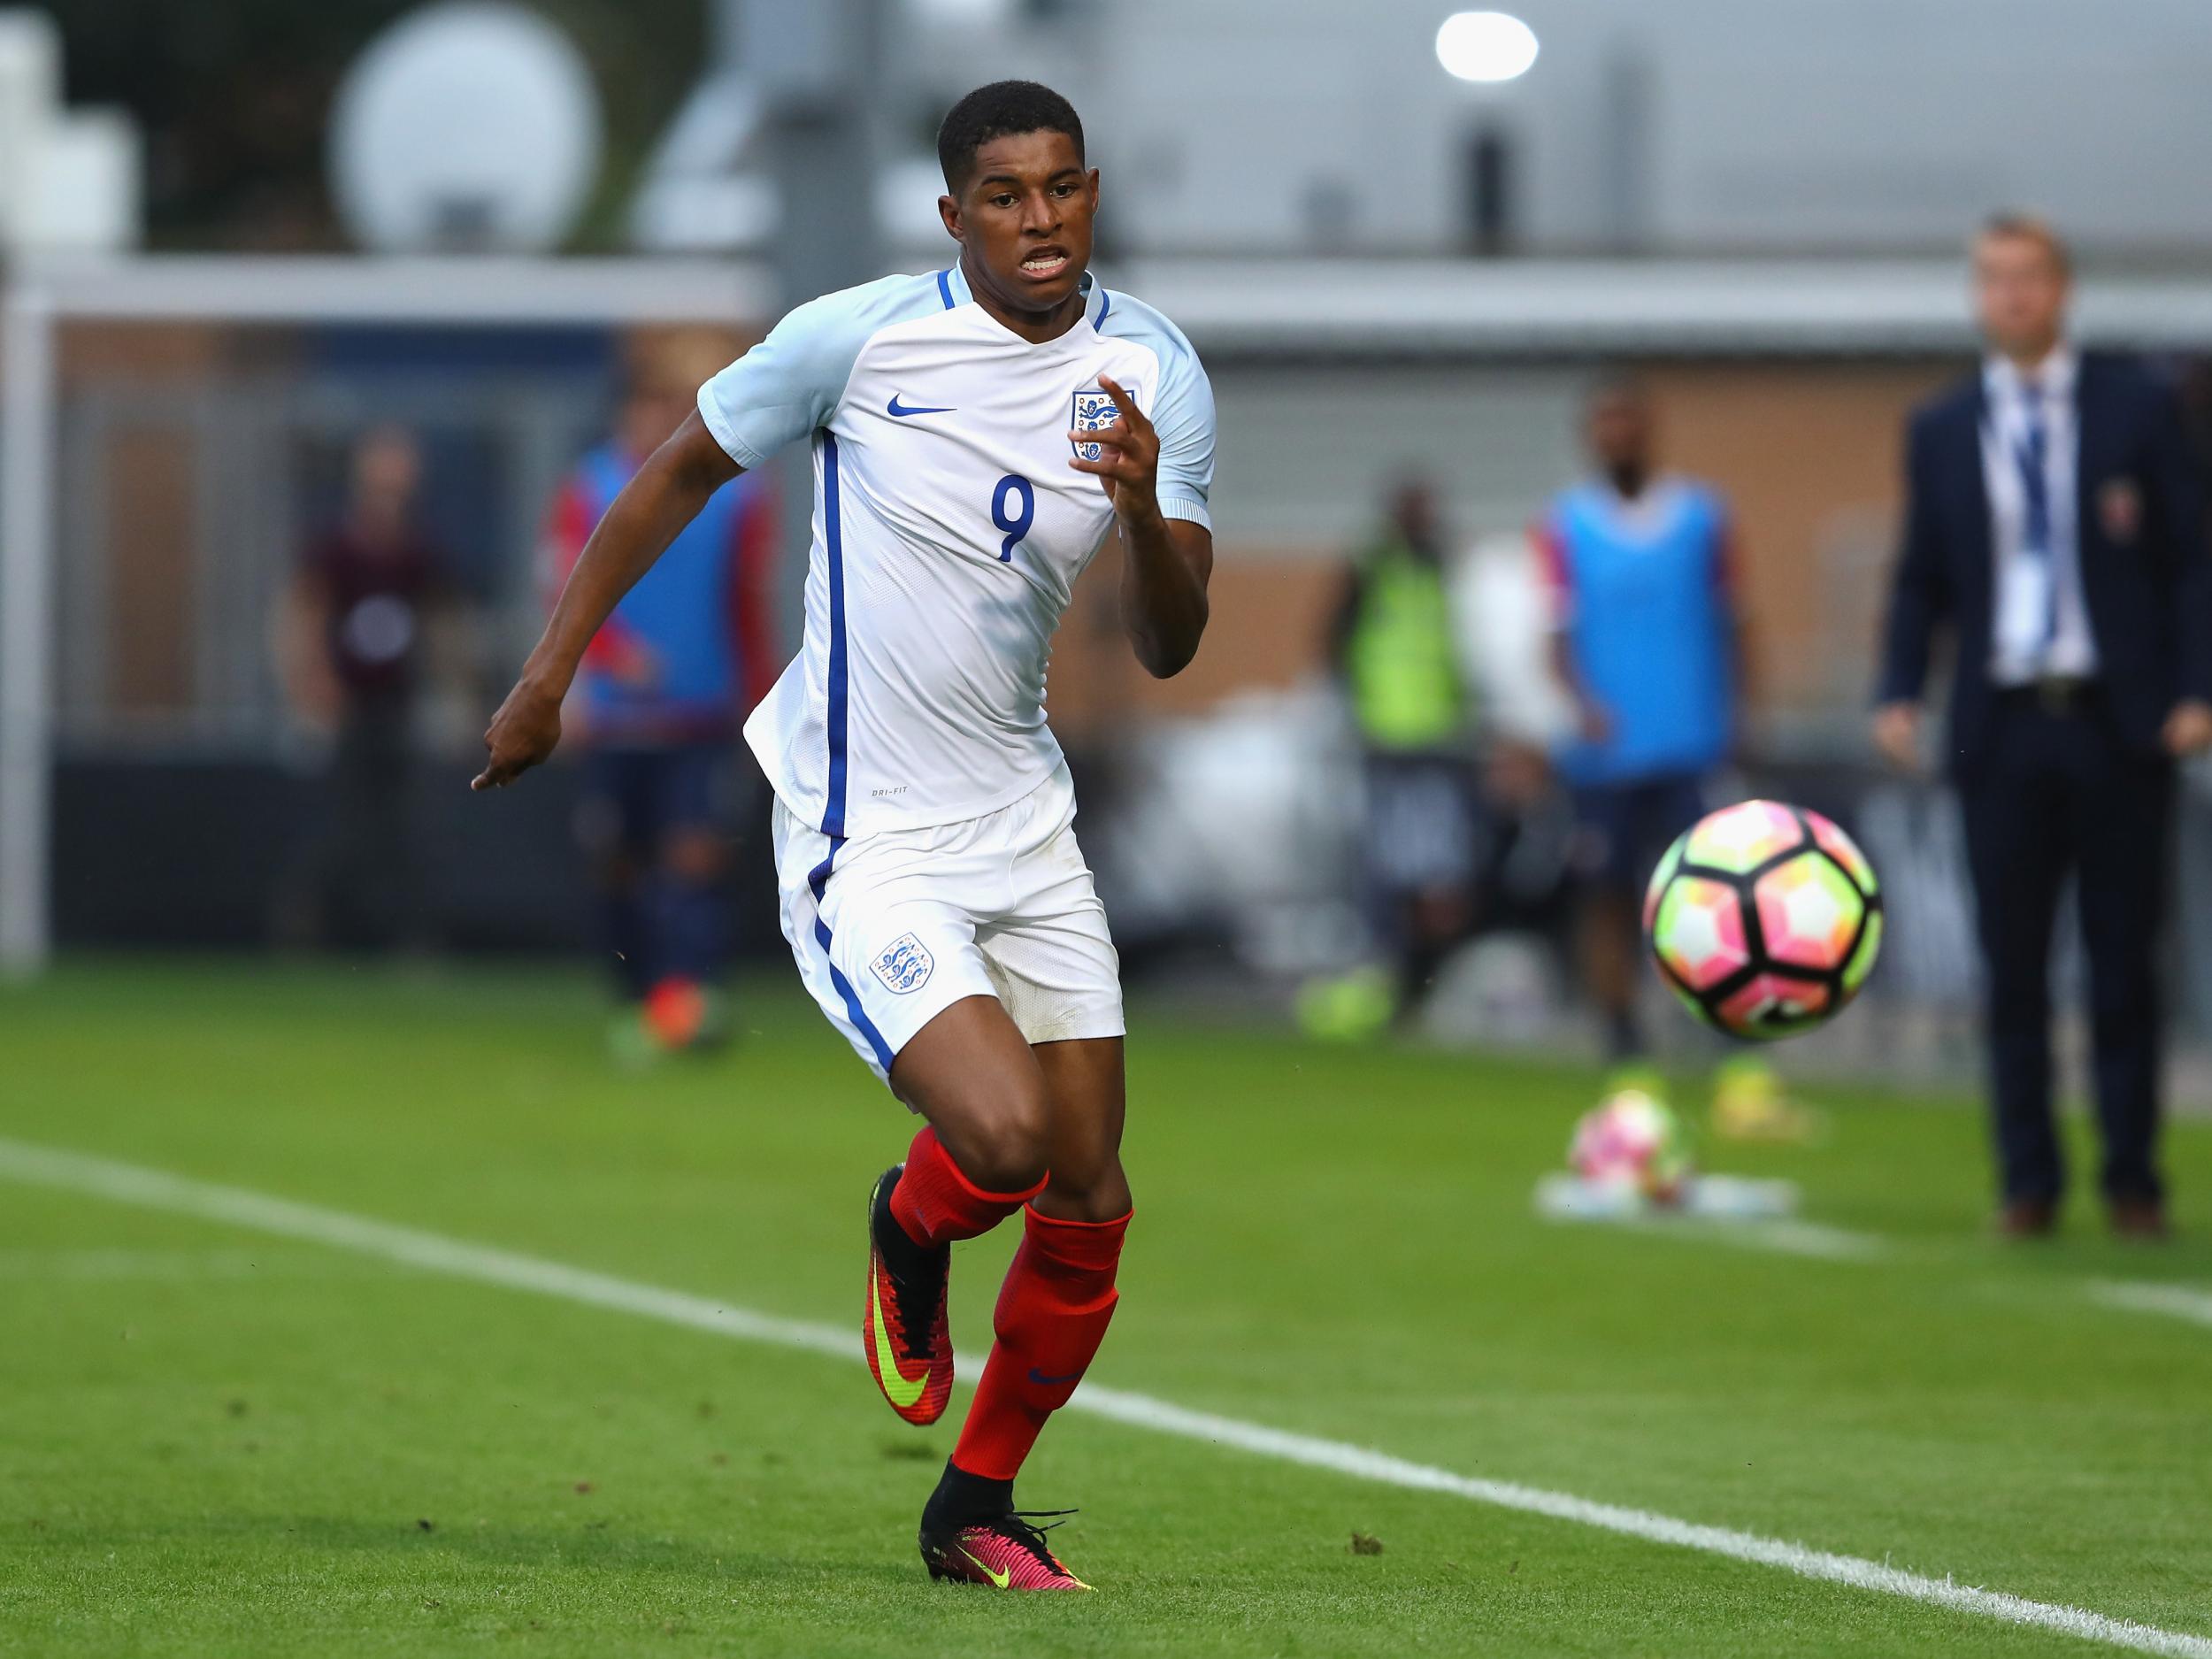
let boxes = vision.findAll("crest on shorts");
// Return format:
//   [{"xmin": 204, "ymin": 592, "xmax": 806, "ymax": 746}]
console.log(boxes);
[
  {"xmin": 1070, "ymin": 388, "xmax": 1125, "ymax": 463},
  {"xmin": 870, "ymin": 932, "xmax": 933, "ymax": 995}
]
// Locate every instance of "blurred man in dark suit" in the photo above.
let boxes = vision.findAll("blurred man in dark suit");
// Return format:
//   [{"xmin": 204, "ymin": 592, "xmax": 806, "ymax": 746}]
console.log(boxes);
[{"xmin": 1874, "ymin": 215, "xmax": 2212, "ymax": 1239}]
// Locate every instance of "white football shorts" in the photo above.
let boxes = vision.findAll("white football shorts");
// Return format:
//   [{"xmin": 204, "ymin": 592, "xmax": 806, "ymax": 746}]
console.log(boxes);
[{"xmin": 772, "ymin": 761, "xmax": 1125, "ymax": 1089}]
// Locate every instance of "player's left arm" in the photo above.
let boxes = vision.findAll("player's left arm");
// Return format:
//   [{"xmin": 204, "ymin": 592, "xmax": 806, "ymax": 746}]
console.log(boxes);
[
  {"xmin": 2147, "ymin": 373, "xmax": 2212, "ymax": 755},
  {"xmin": 1070, "ymin": 371, "xmax": 1213, "ymax": 679}
]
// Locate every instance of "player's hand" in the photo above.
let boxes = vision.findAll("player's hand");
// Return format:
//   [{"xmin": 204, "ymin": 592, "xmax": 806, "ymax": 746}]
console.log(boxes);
[
  {"xmin": 2162, "ymin": 698, "xmax": 2212, "ymax": 757},
  {"xmin": 1067, "ymin": 373, "xmax": 1159, "ymax": 520},
  {"xmin": 1574, "ymin": 696, "xmax": 1615, "ymax": 746},
  {"xmin": 1871, "ymin": 701, "xmax": 1922, "ymax": 773},
  {"xmin": 472, "ymin": 674, "xmax": 564, "ymax": 791}
]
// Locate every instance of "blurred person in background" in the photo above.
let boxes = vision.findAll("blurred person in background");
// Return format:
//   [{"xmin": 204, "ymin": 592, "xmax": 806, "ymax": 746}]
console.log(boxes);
[
  {"xmin": 273, "ymin": 424, "xmax": 456, "ymax": 950},
  {"xmin": 1317, "ymin": 478, "xmax": 1483, "ymax": 1031},
  {"xmin": 1874, "ymin": 215, "xmax": 2212, "ymax": 1240},
  {"xmin": 1537, "ymin": 379, "xmax": 1778, "ymax": 1129},
  {"xmin": 544, "ymin": 336, "xmax": 780, "ymax": 1059}
]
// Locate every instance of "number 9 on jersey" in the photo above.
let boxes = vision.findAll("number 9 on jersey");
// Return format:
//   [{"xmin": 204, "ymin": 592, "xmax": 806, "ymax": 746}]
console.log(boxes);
[{"xmin": 990, "ymin": 474, "xmax": 1034, "ymax": 562}]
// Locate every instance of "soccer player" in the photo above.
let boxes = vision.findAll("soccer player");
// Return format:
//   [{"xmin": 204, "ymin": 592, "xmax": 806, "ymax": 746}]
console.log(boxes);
[
  {"xmin": 1323, "ymin": 478, "xmax": 1481, "ymax": 1024},
  {"xmin": 1537, "ymin": 379, "xmax": 1748, "ymax": 1077},
  {"xmin": 473, "ymin": 81, "xmax": 1215, "ymax": 1590},
  {"xmin": 542, "ymin": 340, "xmax": 779, "ymax": 1056}
]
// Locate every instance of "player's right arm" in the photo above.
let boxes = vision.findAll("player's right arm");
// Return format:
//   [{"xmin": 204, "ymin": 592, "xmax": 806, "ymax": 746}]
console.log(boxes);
[
  {"xmin": 473, "ymin": 280, "xmax": 909, "ymax": 790},
  {"xmin": 1532, "ymin": 515, "xmax": 1611, "ymax": 745},
  {"xmin": 473, "ymin": 415, "xmax": 738, "ymax": 790}
]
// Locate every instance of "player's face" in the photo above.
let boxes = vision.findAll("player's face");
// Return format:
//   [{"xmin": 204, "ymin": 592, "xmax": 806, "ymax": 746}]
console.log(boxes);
[
  {"xmin": 939, "ymin": 130, "xmax": 1098, "ymax": 323},
  {"xmin": 1390, "ymin": 482, "xmax": 1439, "ymax": 551},
  {"xmin": 1974, "ymin": 233, "xmax": 2069, "ymax": 362},
  {"xmin": 350, "ymin": 430, "xmax": 421, "ymax": 538},
  {"xmin": 1586, "ymin": 392, "xmax": 1652, "ymax": 473}
]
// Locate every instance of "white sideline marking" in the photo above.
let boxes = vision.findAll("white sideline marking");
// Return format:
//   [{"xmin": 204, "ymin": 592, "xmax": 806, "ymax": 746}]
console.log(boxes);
[
  {"xmin": 0, "ymin": 1247, "xmax": 369, "ymax": 1279},
  {"xmin": 1717, "ymin": 1219, "xmax": 1887, "ymax": 1261},
  {"xmin": 4, "ymin": 1134, "xmax": 2207, "ymax": 1659},
  {"xmin": 1629, "ymin": 1217, "xmax": 1888, "ymax": 1263},
  {"xmin": 2088, "ymin": 1279, "xmax": 2212, "ymax": 1331}
]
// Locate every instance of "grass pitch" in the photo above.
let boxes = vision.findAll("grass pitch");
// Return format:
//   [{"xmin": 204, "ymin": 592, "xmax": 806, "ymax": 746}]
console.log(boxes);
[{"xmin": 3, "ymin": 961, "xmax": 2209, "ymax": 1657}]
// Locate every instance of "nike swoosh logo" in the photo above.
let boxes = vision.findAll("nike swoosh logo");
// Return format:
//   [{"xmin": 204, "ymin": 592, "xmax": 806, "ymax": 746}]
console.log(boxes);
[
  {"xmin": 960, "ymin": 1546, "xmax": 1012, "ymax": 1589},
  {"xmin": 886, "ymin": 395, "xmax": 955, "ymax": 418},
  {"xmin": 870, "ymin": 1270, "xmax": 929, "ymax": 1409},
  {"xmin": 1028, "ymin": 1366, "xmax": 1085, "ymax": 1387}
]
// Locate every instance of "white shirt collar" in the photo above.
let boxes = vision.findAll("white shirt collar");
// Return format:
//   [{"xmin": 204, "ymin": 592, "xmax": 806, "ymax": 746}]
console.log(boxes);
[{"xmin": 1984, "ymin": 343, "xmax": 2077, "ymax": 403}]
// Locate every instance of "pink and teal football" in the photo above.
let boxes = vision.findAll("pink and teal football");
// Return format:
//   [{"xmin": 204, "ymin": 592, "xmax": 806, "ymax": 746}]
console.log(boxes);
[{"xmin": 1643, "ymin": 800, "xmax": 1883, "ymax": 1041}]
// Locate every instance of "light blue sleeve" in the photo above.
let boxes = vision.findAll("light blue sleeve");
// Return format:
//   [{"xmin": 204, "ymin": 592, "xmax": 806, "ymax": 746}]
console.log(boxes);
[
  {"xmin": 696, "ymin": 273, "xmax": 942, "ymax": 470},
  {"xmin": 1103, "ymin": 294, "xmax": 1216, "ymax": 532}
]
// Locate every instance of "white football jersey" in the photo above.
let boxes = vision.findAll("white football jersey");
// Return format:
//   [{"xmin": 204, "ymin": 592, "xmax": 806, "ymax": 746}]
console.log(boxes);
[{"xmin": 698, "ymin": 264, "xmax": 1215, "ymax": 839}]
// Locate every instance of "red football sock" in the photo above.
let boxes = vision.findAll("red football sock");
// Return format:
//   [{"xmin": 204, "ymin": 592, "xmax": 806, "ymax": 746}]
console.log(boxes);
[
  {"xmin": 888, "ymin": 1125, "xmax": 1041, "ymax": 1249},
  {"xmin": 951, "ymin": 1205, "xmax": 1130, "ymax": 1482}
]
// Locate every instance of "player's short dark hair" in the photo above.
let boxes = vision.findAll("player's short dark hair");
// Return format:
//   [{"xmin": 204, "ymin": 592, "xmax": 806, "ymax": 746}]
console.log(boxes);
[{"xmin": 936, "ymin": 81, "xmax": 1085, "ymax": 192}]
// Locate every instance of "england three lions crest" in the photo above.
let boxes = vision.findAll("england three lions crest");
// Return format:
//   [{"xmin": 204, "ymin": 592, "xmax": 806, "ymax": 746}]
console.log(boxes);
[
  {"xmin": 870, "ymin": 933, "xmax": 933, "ymax": 995},
  {"xmin": 1071, "ymin": 388, "xmax": 1132, "ymax": 463}
]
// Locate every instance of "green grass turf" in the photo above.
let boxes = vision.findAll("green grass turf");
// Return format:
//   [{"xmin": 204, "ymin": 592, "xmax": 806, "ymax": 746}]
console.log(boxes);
[{"xmin": 2, "ymin": 959, "xmax": 2209, "ymax": 1657}]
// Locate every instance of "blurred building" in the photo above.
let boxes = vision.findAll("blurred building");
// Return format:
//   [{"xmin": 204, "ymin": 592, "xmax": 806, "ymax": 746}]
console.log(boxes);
[
  {"xmin": 58, "ymin": 0, "xmax": 2212, "ymax": 261},
  {"xmin": 649, "ymin": 0, "xmax": 2212, "ymax": 263},
  {"xmin": 14, "ymin": 0, "xmax": 2212, "ymax": 1077}
]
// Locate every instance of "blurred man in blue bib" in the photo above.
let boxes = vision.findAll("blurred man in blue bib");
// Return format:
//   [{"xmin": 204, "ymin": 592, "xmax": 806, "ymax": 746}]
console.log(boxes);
[
  {"xmin": 544, "ymin": 340, "xmax": 780, "ymax": 1056},
  {"xmin": 1539, "ymin": 378, "xmax": 1746, "ymax": 1067}
]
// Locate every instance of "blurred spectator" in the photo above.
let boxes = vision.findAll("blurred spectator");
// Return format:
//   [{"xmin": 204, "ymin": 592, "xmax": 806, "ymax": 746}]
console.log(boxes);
[
  {"xmin": 545, "ymin": 337, "xmax": 779, "ymax": 1059},
  {"xmin": 1538, "ymin": 379, "xmax": 1747, "ymax": 1072},
  {"xmin": 1874, "ymin": 215, "xmax": 2212, "ymax": 1240},
  {"xmin": 272, "ymin": 425, "xmax": 456, "ymax": 949},
  {"xmin": 1323, "ymin": 479, "xmax": 1484, "ymax": 1021}
]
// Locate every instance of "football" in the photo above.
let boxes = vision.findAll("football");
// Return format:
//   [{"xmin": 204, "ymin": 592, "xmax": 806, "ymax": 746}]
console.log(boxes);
[
  {"xmin": 1568, "ymin": 1088, "xmax": 1692, "ymax": 1202},
  {"xmin": 1644, "ymin": 800, "xmax": 1883, "ymax": 1041}
]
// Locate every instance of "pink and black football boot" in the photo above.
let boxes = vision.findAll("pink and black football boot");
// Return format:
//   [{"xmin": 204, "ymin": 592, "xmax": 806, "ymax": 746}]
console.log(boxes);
[
  {"xmin": 863, "ymin": 1164, "xmax": 953, "ymax": 1425},
  {"xmin": 919, "ymin": 1509, "xmax": 1091, "ymax": 1591}
]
